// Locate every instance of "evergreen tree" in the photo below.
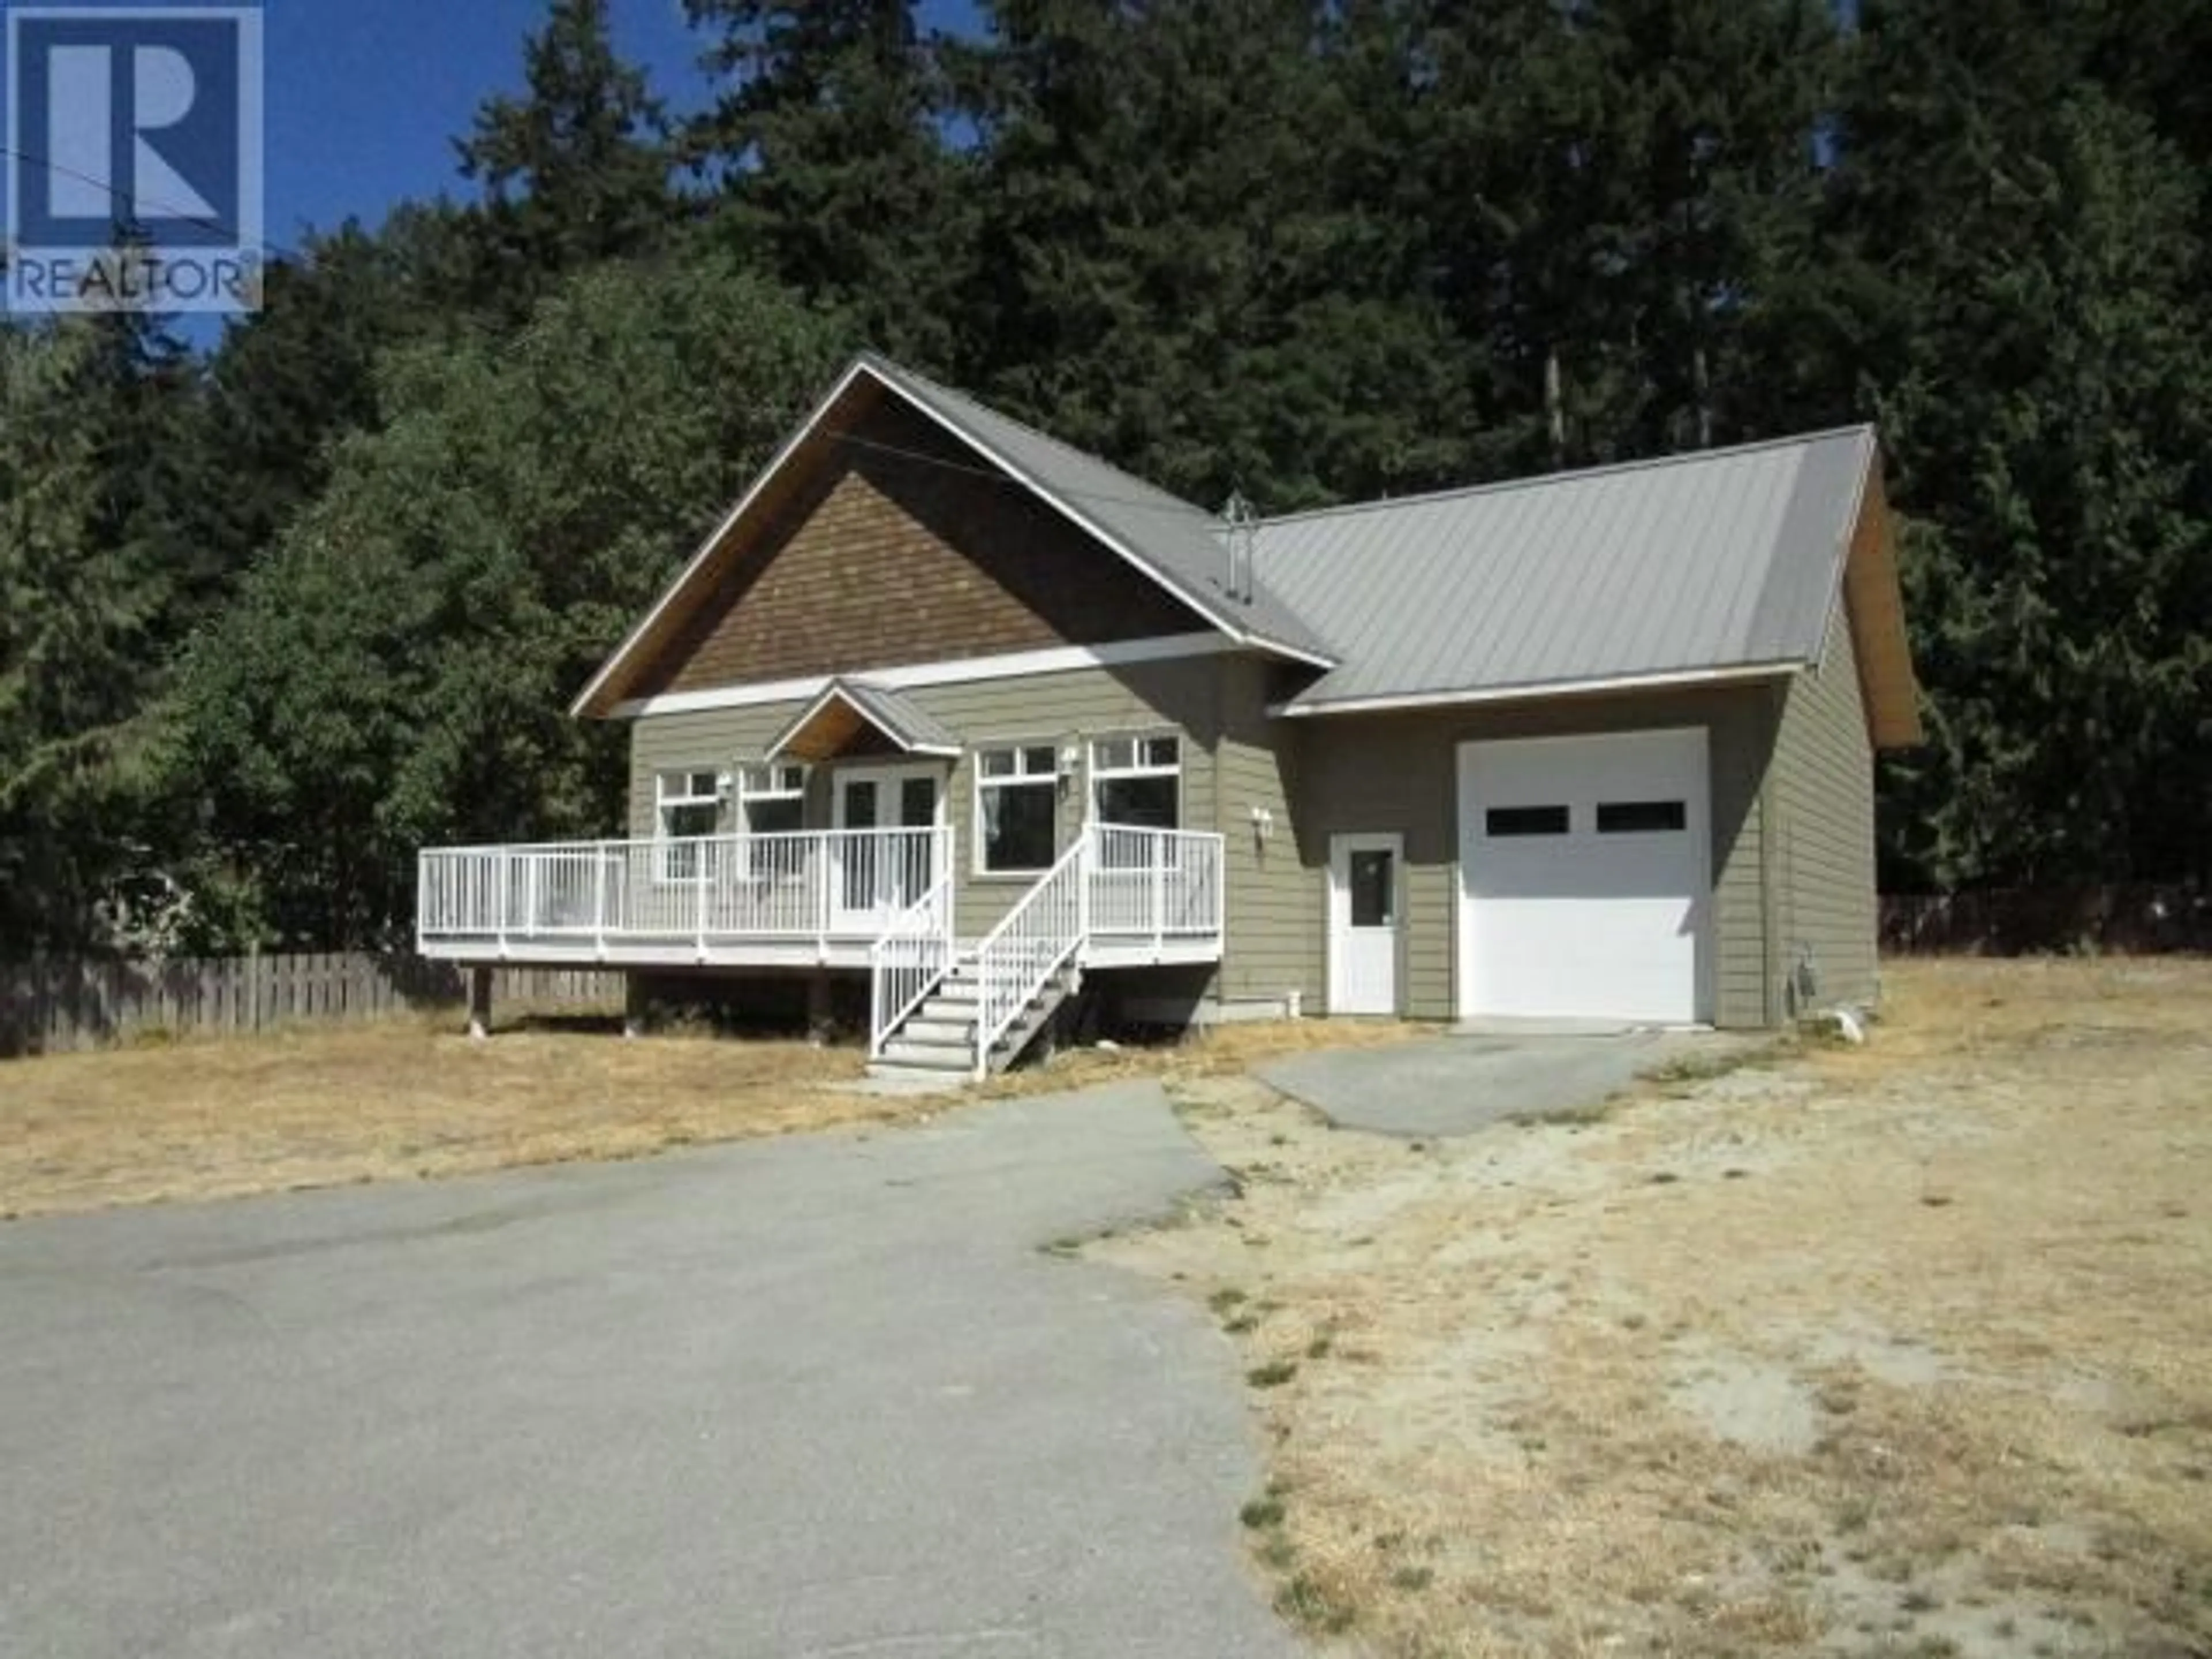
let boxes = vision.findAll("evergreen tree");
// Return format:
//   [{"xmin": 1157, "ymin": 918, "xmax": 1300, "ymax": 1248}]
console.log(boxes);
[
  {"xmin": 1858, "ymin": 90, "xmax": 2212, "ymax": 887},
  {"xmin": 169, "ymin": 252, "xmax": 846, "ymax": 948},
  {"xmin": 953, "ymin": 0, "xmax": 1474, "ymax": 510},
  {"xmin": 0, "ymin": 320, "xmax": 160, "ymax": 949},
  {"xmin": 686, "ymin": 0, "xmax": 964, "ymax": 359},
  {"xmin": 460, "ymin": 0, "xmax": 673, "ymax": 308}
]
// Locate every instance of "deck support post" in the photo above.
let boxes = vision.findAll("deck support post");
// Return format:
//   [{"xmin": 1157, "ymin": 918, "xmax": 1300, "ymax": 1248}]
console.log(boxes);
[
  {"xmin": 467, "ymin": 965, "xmax": 494, "ymax": 1041},
  {"xmin": 622, "ymin": 972, "xmax": 647, "ymax": 1040},
  {"xmin": 806, "ymin": 970, "xmax": 835, "ymax": 1048}
]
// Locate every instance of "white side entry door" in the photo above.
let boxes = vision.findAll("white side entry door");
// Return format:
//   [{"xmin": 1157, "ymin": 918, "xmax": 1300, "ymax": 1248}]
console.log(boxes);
[{"xmin": 1328, "ymin": 832, "xmax": 1402, "ymax": 1016}]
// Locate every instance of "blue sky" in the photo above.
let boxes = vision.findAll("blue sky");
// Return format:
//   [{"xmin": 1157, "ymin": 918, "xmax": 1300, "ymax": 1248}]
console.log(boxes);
[{"xmin": 263, "ymin": 0, "xmax": 981, "ymax": 249}]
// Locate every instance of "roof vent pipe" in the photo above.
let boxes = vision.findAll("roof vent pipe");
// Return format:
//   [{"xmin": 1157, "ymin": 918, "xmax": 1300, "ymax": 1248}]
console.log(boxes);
[{"xmin": 1222, "ymin": 491, "xmax": 1257, "ymax": 604}]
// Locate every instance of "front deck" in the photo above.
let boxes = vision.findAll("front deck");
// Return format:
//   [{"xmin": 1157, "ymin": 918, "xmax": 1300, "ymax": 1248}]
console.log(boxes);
[{"xmin": 416, "ymin": 826, "xmax": 1226, "ymax": 973}]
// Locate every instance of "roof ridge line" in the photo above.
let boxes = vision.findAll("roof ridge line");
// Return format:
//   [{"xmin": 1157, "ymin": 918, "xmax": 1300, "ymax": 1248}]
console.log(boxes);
[
  {"xmin": 1255, "ymin": 425, "xmax": 1878, "ymax": 531},
  {"xmin": 855, "ymin": 351, "xmax": 1218, "ymax": 521}
]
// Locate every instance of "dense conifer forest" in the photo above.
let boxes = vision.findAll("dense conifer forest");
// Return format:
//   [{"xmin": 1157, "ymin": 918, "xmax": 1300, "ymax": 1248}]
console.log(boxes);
[{"xmin": 4, "ymin": 0, "xmax": 2207, "ymax": 952}]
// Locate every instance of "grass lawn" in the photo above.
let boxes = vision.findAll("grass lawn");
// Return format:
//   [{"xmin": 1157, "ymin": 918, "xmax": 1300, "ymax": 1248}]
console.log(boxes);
[
  {"xmin": 1092, "ymin": 957, "xmax": 2212, "ymax": 1657},
  {"xmin": 0, "ymin": 1010, "xmax": 1419, "ymax": 1219}
]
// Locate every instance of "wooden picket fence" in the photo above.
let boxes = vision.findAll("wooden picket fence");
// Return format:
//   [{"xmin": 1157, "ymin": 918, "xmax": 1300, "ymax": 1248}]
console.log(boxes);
[{"xmin": 0, "ymin": 952, "xmax": 624, "ymax": 1058}]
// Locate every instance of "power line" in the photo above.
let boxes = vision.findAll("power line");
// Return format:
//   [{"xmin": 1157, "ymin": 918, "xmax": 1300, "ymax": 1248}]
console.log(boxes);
[
  {"xmin": 0, "ymin": 141, "xmax": 291, "ymax": 259},
  {"xmin": 819, "ymin": 427, "xmax": 1219, "ymax": 521}
]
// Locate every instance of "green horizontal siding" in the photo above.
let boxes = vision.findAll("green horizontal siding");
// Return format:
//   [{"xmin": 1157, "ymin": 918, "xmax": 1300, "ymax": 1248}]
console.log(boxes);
[
  {"xmin": 1772, "ymin": 603, "xmax": 1879, "ymax": 1009},
  {"xmin": 625, "ymin": 657, "xmax": 1224, "ymax": 946},
  {"xmin": 623, "ymin": 661, "xmax": 1806, "ymax": 1031},
  {"xmin": 1292, "ymin": 686, "xmax": 1779, "ymax": 1028},
  {"xmin": 1211, "ymin": 656, "xmax": 1317, "ymax": 1005}
]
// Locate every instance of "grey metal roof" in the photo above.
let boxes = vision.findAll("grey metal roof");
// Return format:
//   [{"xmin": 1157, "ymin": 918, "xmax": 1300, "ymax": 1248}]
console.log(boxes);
[
  {"xmin": 1256, "ymin": 426, "xmax": 1878, "ymax": 713},
  {"xmin": 767, "ymin": 679, "xmax": 963, "ymax": 760},
  {"xmin": 840, "ymin": 680, "xmax": 962, "ymax": 753},
  {"xmin": 859, "ymin": 354, "xmax": 1338, "ymax": 665}
]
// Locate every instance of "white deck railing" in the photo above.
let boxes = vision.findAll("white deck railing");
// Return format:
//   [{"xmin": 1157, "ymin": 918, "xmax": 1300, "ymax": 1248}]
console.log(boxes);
[
  {"xmin": 868, "ymin": 870, "xmax": 956, "ymax": 1060},
  {"xmin": 1088, "ymin": 825, "xmax": 1226, "ymax": 948},
  {"xmin": 971, "ymin": 834, "xmax": 1090, "ymax": 1080},
  {"xmin": 419, "ymin": 823, "xmax": 1226, "ymax": 1075},
  {"xmin": 418, "ymin": 828, "xmax": 951, "ymax": 954}
]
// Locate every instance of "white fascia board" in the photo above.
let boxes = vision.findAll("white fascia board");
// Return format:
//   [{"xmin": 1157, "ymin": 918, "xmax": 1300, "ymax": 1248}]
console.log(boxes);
[
  {"xmin": 612, "ymin": 632, "xmax": 1234, "ymax": 720},
  {"xmin": 1270, "ymin": 661, "xmax": 1803, "ymax": 719},
  {"xmin": 1241, "ymin": 633, "xmax": 1339, "ymax": 671},
  {"xmin": 569, "ymin": 358, "xmax": 877, "ymax": 718}
]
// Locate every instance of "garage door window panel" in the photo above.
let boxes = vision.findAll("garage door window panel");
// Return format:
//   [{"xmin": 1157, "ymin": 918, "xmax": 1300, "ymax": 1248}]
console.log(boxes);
[
  {"xmin": 1596, "ymin": 800, "xmax": 1688, "ymax": 835},
  {"xmin": 1486, "ymin": 805, "xmax": 1570, "ymax": 838}
]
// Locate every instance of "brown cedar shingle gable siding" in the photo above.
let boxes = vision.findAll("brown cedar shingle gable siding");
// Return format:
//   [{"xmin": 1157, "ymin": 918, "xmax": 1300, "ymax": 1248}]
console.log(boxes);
[{"xmin": 631, "ymin": 399, "xmax": 1209, "ymax": 699}]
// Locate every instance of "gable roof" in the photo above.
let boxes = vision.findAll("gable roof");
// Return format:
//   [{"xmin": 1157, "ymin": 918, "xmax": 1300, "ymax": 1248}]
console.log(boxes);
[
  {"xmin": 1256, "ymin": 426, "xmax": 1909, "ymax": 732},
  {"xmin": 574, "ymin": 352, "xmax": 1916, "ymax": 747},
  {"xmin": 852, "ymin": 355, "xmax": 1338, "ymax": 666},
  {"xmin": 766, "ymin": 679, "xmax": 962, "ymax": 763},
  {"xmin": 571, "ymin": 354, "xmax": 1337, "ymax": 716}
]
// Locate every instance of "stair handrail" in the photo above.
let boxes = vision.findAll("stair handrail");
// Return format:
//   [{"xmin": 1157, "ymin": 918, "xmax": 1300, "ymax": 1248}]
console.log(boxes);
[
  {"xmin": 970, "ymin": 827, "xmax": 1092, "ymax": 1078},
  {"xmin": 866, "ymin": 833, "xmax": 957, "ymax": 1060}
]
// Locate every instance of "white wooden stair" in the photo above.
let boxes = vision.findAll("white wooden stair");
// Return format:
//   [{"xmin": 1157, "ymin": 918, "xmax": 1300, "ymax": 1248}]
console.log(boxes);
[{"xmin": 869, "ymin": 954, "xmax": 1078, "ymax": 1081}]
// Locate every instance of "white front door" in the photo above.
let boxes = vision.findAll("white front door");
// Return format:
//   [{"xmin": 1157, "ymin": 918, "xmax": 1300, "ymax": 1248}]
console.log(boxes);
[
  {"xmin": 1456, "ymin": 729, "xmax": 1710, "ymax": 1024},
  {"xmin": 1328, "ymin": 833, "xmax": 1402, "ymax": 1016},
  {"xmin": 833, "ymin": 764, "xmax": 943, "ymax": 930}
]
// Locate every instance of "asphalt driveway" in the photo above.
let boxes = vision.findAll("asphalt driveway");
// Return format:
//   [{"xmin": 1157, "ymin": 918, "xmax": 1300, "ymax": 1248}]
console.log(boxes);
[{"xmin": 0, "ymin": 1082, "xmax": 1301, "ymax": 1659}]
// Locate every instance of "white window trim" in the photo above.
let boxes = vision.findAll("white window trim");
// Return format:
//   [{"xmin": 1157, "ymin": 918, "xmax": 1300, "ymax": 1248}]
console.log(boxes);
[
  {"xmin": 654, "ymin": 768, "xmax": 725, "ymax": 882},
  {"xmin": 729, "ymin": 762, "xmax": 809, "ymax": 880},
  {"xmin": 1088, "ymin": 732, "xmax": 1184, "ymax": 831},
  {"xmin": 736, "ymin": 763, "xmax": 808, "ymax": 833},
  {"xmin": 972, "ymin": 741, "xmax": 1062, "ymax": 878}
]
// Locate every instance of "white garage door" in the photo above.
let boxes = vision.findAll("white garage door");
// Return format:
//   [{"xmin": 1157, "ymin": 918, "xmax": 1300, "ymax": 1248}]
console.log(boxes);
[{"xmin": 1457, "ymin": 729, "xmax": 1711, "ymax": 1024}]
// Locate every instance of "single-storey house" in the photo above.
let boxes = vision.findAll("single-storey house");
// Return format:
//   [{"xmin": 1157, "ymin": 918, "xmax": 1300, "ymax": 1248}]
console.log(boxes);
[{"xmin": 418, "ymin": 352, "xmax": 1921, "ymax": 1076}]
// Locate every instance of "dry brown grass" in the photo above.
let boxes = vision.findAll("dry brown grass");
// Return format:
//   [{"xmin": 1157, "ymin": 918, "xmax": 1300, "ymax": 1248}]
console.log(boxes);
[
  {"xmin": 1093, "ymin": 958, "xmax": 2212, "ymax": 1658},
  {"xmin": 0, "ymin": 1010, "xmax": 1427, "ymax": 1220}
]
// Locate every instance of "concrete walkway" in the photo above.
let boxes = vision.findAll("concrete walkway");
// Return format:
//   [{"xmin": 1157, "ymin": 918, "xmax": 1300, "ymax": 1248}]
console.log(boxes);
[
  {"xmin": 0, "ymin": 1084, "xmax": 1301, "ymax": 1659},
  {"xmin": 1258, "ymin": 1029, "xmax": 1749, "ymax": 1139}
]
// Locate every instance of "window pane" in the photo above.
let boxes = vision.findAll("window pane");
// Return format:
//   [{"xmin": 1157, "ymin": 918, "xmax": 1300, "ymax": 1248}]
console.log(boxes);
[
  {"xmin": 1094, "ymin": 738, "xmax": 1133, "ymax": 772},
  {"xmin": 746, "ymin": 798, "xmax": 802, "ymax": 836},
  {"xmin": 1350, "ymin": 850, "xmax": 1395, "ymax": 928},
  {"xmin": 899, "ymin": 777, "xmax": 937, "ymax": 828},
  {"xmin": 982, "ymin": 781, "xmax": 1056, "ymax": 871},
  {"xmin": 1096, "ymin": 775, "xmax": 1178, "ymax": 831},
  {"xmin": 843, "ymin": 780, "xmax": 879, "ymax": 829},
  {"xmin": 1486, "ymin": 805, "xmax": 1569, "ymax": 838},
  {"xmin": 1143, "ymin": 736, "xmax": 1180, "ymax": 768},
  {"xmin": 1024, "ymin": 745, "xmax": 1058, "ymax": 776},
  {"xmin": 981, "ymin": 749, "xmax": 1015, "ymax": 779},
  {"xmin": 1597, "ymin": 800, "xmax": 1687, "ymax": 834},
  {"xmin": 664, "ymin": 803, "xmax": 718, "ymax": 838}
]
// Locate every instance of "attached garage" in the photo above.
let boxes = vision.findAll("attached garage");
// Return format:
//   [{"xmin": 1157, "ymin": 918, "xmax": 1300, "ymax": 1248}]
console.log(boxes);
[{"xmin": 1456, "ymin": 729, "xmax": 1712, "ymax": 1025}]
